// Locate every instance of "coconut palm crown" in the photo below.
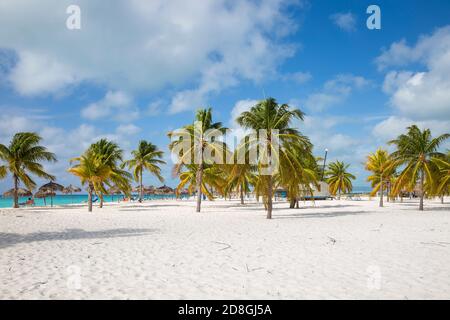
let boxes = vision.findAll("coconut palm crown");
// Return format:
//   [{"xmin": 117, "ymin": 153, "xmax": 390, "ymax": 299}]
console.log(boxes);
[
  {"xmin": 389, "ymin": 125, "xmax": 449, "ymax": 210},
  {"xmin": 0, "ymin": 132, "xmax": 56, "ymax": 208}
]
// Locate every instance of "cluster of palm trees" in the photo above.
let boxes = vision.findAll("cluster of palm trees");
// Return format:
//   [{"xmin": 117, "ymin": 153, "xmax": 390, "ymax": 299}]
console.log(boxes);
[
  {"xmin": 365, "ymin": 125, "xmax": 449, "ymax": 210},
  {"xmin": 0, "ymin": 133, "xmax": 165, "ymax": 212},
  {"xmin": 168, "ymin": 98, "xmax": 355, "ymax": 219},
  {"xmin": 5, "ymin": 97, "xmax": 413, "ymax": 218}
]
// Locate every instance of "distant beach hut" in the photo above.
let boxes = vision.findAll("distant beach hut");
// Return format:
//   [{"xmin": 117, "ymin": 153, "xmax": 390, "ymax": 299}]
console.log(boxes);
[
  {"xmin": 62, "ymin": 184, "xmax": 81, "ymax": 203},
  {"xmin": 39, "ymin": 181, "xmax": 64, "ymax": 207},
  {"xmin": 3, "ymin": 188, "xmax": 32, "ymax": 198}
]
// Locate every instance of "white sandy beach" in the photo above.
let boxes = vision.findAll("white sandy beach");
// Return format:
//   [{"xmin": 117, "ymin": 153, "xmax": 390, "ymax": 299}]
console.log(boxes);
[{"xmin": 0, "ymin": 197, "xmax": 449, "ymax": 300}]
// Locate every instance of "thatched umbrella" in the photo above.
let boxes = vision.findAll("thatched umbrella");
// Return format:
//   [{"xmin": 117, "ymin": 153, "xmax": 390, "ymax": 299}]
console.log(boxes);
[
  {"xmin": 3, "ymin": 188, "xmax": 32, "ymax": 198},
  {"xmin": 157, "ymin": 185, "xmax": 174, "ymax": 194},
  {"xmin": 108, "ymin": 186, "xmax": 123, "ymax": 202},
  {"xmin": 34, "ymin": 189, "xmax": 56, "ymax": 206},
  {"xmin": 62, "ymin": 184, "xmax": 82, "ymax": 203},
  {"xmin": 39, "ymin": 181, "xmax": 64, "ymax": 207}
]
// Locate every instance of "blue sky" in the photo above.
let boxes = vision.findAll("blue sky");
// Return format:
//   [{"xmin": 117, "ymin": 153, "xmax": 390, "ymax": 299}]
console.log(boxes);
[{"xmin": 1, "ymin": 0, "xmax": 450, "ymax": 190}]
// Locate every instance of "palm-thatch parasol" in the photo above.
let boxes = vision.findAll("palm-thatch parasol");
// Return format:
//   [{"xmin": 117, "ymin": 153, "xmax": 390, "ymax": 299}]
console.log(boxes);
[
  {"xmin": 62, "ymin": 184, "xmax": 81, "ymax": 203},
  {"xmin": 156, "ymin": 185, "xmax": 174, "ymax": 194},
  {"xmin": 108, "ymin": 186, "xmax": 123, "ymax": 202},
  {"xmin": 3, "ymin": 188, "xmax": 32, "ymax": 198},
  {"xmin": 39, "ymin": 181, "xmax": 64, "ymax": 207},
  {"xmin": 34, "ymin": 189, "xmax": 56, "ymax": 206}
]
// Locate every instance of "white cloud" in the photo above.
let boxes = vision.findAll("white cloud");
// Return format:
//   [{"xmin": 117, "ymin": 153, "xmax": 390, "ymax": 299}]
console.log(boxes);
[
  {"xmin": 282, "ymin": 71, "xmax": 312, "ymax": 84},
  {"xmin": 8, "ymin": 51, "xmax": 81, "ymax": 96},
  {"xmin": 330, "ymin": 12, "xmax": 357, "ymax": 32},
  {"xmin": 81, "ymin": 91, "xmax": 139, "ymax": 121},
  {"xmin": 0, "ymin": 0, "xmax": 299, "ymax": 107},
  {"xmin": 116, "ymin": 124, "xmax": 141, "ymax": 136},
  {"xmin": 304, "ymin": 74, "xmax": 369, "ymax": 111},
  {"xmin": 372, "ymin": 116, "xmax": 450, "ymax": 143},
  {"xmin": 229, "ymin": 99, "xmax": 259, "ymax": 125},
  {"xmin": 376, "ymin": 26, "xmax": 450, "ymax": 120}
]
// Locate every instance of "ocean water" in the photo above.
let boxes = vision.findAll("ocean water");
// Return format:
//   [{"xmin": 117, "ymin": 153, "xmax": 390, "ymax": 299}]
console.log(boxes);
[{"xmin": 0, "ymin": 193, "xmax": 179, "ymax": 208}]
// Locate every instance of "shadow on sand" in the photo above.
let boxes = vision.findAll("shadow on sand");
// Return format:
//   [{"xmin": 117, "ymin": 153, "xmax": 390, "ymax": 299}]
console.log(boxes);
[
  {"xmin": 0, "ymin": 228, "xmax": 157, "ymax": 249},
  {"xmin": 273, "ymin": 210, "xmax": 368, "ymax": 219}
]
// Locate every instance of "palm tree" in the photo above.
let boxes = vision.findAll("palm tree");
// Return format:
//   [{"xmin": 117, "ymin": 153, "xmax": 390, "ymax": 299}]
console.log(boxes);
[
  {"xmin": 168, "ymin": 108, "xmax": 227, "ymax": 212},
  {"xmin": 68, "ymin": 139, "xmax": 131, "ymax": 212},
  {"xmin": 236, "ymin": 98, "xmax": 307, "ymax": 219},
  {"xmin": 123, "ymin": 141, "xmax": 165, "ymax": 202},
  {"xmin": 431, "ymin": 151, "xmax": 450, "ymax": 204},
  {"xmin": 89, "ymin": 139, "xmax": 131, "ymax": 208},
  {"xmin": 389, "ymin": 125, "xmax": 449, "ymax": 210},
  {"xmin": 225, "ymin": 161, "xmax": 256, "ymax": 204},
  {"xmin": 0, "ymin": 132, "xmax": 56, "ymax": 208},
  {"xmin": 365, "ymin": 148, "xmax": 396, "ymax": 207},
  {"xmin": 276, "ymin": 143, "xmax": 318, "ymax": 208},
  {"xmin": 175, "ymin": 164, "xmax": 227, "ymax": 200},
  {"xmin": 325, "ymin": 160, "xmax": 355, "ymax": 199}
]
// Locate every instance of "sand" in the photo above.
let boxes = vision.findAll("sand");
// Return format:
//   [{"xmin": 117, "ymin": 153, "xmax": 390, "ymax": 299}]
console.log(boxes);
[{"xmin": 0, "ymin": 197, "xmax": 449, "ymax": 299}]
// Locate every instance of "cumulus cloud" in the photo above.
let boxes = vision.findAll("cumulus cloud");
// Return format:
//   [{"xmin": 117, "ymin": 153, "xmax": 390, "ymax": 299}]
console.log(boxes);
[
  {"xmin": 8, "ymin": 51, "xmax": 81, "ymax": 96},
  {"xmin": 330, "ymin": 12, "xmax": 357, "ymax": 32},
  {"xmin": 372, "ymin": 116, "xmax": 450, "ymax": 144},
  {"xmin": 0, "ymin": 0, "xmax": 299, "ymax": 110},
  {"xmin": 376, "ymin": 25, "xmax": 450, "ymax": 120},
  {"xmin": 81, "ymin": 91, "xmax": 139, "ymax": 122},
  {"xmin": 304, "ymin": 74, "xmax": 369, "ymax": 111},
  {"xmin": 281, "ymin": 71, "xmax": 312, "ymax": 84}
]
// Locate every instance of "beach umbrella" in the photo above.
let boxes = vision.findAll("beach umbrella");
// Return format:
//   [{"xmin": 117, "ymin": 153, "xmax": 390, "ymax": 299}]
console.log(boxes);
[
  {"xmin": 34, "ymin": 189, "xmax": 56, "ymax": 206},
  {"xmin": 157, "ymin": 185, "xmax": 174, "ymax": 194},
  {"xmin": 39, "ymin": 181, "xmax": 64, "ymax": 207},
  {"xmin": 62, "ymin": 184, "xmax": 81, "ymax": 203},
  {"xmin": 3, "ymin": 188, "xmax": 32, "ymax": 198},
  {"xmin": 108, "ymin": 186, "xmax": 123, "ymax": 202},
  {"xmin": 62, "ymin": 184, "xmax": 81, "ymax": 194}
]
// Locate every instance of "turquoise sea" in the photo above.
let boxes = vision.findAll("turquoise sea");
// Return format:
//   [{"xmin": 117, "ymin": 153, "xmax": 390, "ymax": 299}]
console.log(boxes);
[{"xmin": 0, "ymin": 193, "xmax": 179, "ymax": 208}]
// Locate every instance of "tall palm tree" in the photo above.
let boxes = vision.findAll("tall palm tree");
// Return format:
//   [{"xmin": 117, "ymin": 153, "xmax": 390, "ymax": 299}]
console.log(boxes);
[
  {"xmin": 123, "ymin": 141, "xmax": 166, "ymax": 202},
  {"xmin": 89, "ymin": 139, "xmax": 131, "ymax": 208},
  {"xmin": 365, "ymin": 148, "xmax": 396, "ymax": 207},
  {"xmin": 168, "ymin": 108, "xmax": 227, "ymax": 212},
  {"xmin": 389, "ymin": 125, "xmax": 449, "ymax": 210},
  {"xmin": 236, "ymin": 98, "xmax": 307, "ymax": 219},
  {"xmin": 325, "ymin": 160, "xmax": 355, "ymax": 199},
  {"xmin": 0, "ymin": 132, "xmax": 56, "ymax": 208},
  {"xmin": 68, "ymin": 139, "xmax": 131, "ymax": 212}
]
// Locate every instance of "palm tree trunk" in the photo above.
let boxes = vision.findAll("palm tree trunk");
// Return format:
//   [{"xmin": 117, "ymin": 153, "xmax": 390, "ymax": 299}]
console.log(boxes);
[
  {"xmin": 379, "ymin": 178, "xmax": 384, "ymax": 207},
  {"xmin": 441, "ymin": 195, "xmax": 444, "ymax": 204},
  {"xmin": 13, "ymin": 174, "xmax": 19, "ymax": 208},
  {"xmin": 139, "ymin": 170, "xmax": 144, "ymax": 203},
  {"xmin": 240, "ymin": 184, "xmax": 244, "ymax": 205},
  {"xmin": 196, "ymin": 163, "xmax": 203, "ymax": 212},
  {"xmin": 267, "ymin": 175, "xmax": 273, "ymax": 219},
  {"xmin": 289, "ymin": 197, "xmax": 295, "ymax": 209},
  {"xmin": 295, "ymin": 198, "xmax": 299, "ymax": 209},
  {"xmin": 419, "ymin": 169, "xmax": 424, "ymax": 211},
  {"xmin": 386, "ymin": 182, "xmax": 390, "ymax": 202},
  {"xmin": 88, "ymin": 184, "xmax": 93, "ymax": 212},
  {"xmin": 99, "ymin": 193, "xmax": 104, "ymax": 208}
]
